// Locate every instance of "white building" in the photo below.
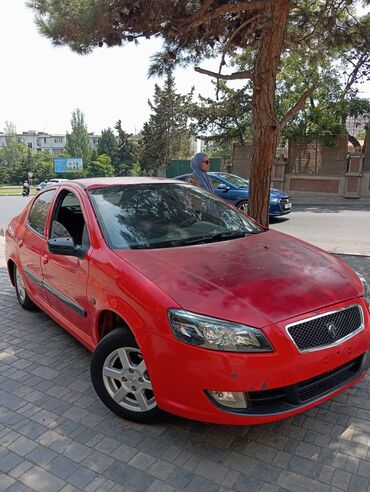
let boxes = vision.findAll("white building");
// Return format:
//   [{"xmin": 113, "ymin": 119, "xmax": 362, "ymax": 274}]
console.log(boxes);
[{"xmin": 0, "ymin": 130, "xmax": 100, "ymax": 155}]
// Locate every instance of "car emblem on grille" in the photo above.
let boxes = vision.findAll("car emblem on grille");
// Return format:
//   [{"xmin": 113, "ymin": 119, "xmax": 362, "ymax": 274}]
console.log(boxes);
[{"xmin": 326, "ymin": 323, "xmax": 337, "ymax": 339}]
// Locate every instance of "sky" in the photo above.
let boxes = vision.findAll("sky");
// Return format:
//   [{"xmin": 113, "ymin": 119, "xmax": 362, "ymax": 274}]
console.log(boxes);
[
  {"xmin": 0, "ymin": 0, "xmax": 219, "ymax": 135},
  {"xmin": 1, "ymin": 1, "xmax": 369, "ymax": 137}
]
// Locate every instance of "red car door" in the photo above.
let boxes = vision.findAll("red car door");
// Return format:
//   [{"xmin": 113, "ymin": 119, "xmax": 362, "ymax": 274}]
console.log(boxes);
[
  {"xmin": 41, "ymin": 188, "xmax": 94, "ymax": 345},
  {"xmin": 18, "ymin": 189, "xmax": 56, "ymax": 302}
]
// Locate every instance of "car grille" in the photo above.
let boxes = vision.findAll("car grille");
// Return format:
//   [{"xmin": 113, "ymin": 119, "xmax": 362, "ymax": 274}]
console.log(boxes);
[
  {"xmin": 287, "ymin": 304, "xmax": 363, "ymax": 352},
  {"xmin": 278, "ymin": 197, "xmax": 291, "ymax": 212}
]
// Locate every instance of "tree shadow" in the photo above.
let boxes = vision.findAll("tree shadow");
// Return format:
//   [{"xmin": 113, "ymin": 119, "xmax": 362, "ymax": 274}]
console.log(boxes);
[{"xmin": 269, "ymin": 216, "xmax": 291, "ymax": 224}]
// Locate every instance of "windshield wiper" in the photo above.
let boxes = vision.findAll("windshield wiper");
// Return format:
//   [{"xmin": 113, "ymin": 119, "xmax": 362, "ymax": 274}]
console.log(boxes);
[
  {"xmin": 144, "ymin": 229, "xmax": 260, "ymax": 248},
  {"xmin": 183, "ymin": 230, "xmax": 250, "ymax": 245}
]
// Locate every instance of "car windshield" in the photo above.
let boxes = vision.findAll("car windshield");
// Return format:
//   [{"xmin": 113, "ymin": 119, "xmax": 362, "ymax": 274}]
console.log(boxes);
[
  {"xmin": 89, "ymin": 183, "xmax": 263, "ymax": 250},
  {"xmin": 215, "ymin": 173, "xmax": 249, "ymax": 188}
]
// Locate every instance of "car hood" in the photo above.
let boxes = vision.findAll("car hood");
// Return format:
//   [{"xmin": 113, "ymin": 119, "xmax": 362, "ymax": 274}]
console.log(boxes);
[
  {"xmin": 114, "ymin": 230, "xmax": 362, "ymax": 327},
  {"xmin": 270, "ymin": 188, "xmax": 289, "ymax": 198},
  {"xmin": 235, "ymin": 188, "xmax": 288, "ymax": 199}
]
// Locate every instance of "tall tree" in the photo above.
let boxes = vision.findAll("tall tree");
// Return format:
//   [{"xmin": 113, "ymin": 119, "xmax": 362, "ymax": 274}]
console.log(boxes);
[
  {"xmin": 140, "ymin": 72, "xmax": 192, "ymax": 174},
  {"xmin": 277, "ymin": 58, "xmax": 370, "ymax": 145},
  {"xmin": 30, "ymin": 151, "xmax": 54, "ymax": 182},
  {"xmin": 65, "ymin": 108, "xmax": 90, "ymax": 173},
  {"xmin": 30, "ymin": 0, "xmax": 369, "ymax": 225},
  {"xmin": 98, "ymin": 127, "xmax": 120, "ymax": 173},
  {"xmin": 86, "ymin": 154, "xmax": 115, "ymax": 177},
  {"xmin": 188, "ymin": 81, "xmax": 253, "ymax": 145},
  {"xmin": 114, "ymin": 120, "xmax": 137, "ymax": 175},
  {"xmin": 0, "ymin": 122, "xmax": 29, "ymax": 184}
]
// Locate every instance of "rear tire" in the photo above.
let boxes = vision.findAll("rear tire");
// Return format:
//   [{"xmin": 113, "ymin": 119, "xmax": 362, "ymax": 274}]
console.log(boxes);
[
  {"xmin": 90, "ymin": 328, "xmax": 165, "ymax": 424},
  {"xmin": 14, "ymin": 265, "xmax": 37, "ymax": 310}
]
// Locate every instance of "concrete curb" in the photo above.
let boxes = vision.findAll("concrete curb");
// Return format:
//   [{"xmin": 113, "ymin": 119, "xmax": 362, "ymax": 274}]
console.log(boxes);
[{"xmin": 334, "ymin": 252, "xmax": 370, "ymax": 258}]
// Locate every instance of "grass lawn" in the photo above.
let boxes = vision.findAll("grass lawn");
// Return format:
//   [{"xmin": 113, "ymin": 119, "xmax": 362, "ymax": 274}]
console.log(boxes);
[{"xmin": 0, "ymin": 187, "xmax": 36, "ymax": 196}]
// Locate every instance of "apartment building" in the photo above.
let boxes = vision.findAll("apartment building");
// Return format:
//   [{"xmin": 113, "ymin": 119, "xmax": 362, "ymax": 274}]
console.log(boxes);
[{"xmin": 0, "ymin": 131, "xmax": 100, "ymax": 155}]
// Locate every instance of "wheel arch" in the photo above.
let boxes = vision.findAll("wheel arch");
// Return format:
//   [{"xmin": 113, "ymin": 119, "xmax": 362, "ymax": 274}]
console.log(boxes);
[
  {"xmin": 95, "ymin": 309, "xmax": 135, "ymax": 344},
  {"xmin": 236, "ymin": 199, "xmax": 248, "ymax": 208},
  {"xmin": 7, "ymin": 259, "xmax": 16, "ymax": 286}
]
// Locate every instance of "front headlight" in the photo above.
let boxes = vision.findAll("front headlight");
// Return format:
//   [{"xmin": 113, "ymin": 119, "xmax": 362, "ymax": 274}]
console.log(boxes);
[
  {"xmin": 270, "ymin": 197, "xmax": 280, "ymax": 204},
  {"xmin": 168, "ymin": 309, "xmax": 273, "ymax": 352},
  {"xmin": 356, "ymin": 271, "xmax": 370, "ymax": 310}
]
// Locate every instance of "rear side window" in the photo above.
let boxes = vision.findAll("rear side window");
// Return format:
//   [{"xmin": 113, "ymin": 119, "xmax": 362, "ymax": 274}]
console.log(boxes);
[{"xmin": 28, "ymin": 189, "xmax": 55, "ymax": 236}]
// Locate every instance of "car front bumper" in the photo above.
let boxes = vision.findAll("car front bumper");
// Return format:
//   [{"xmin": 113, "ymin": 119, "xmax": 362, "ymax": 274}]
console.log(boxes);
[
  {"xmin": 269, "ymin": 200, "xmax": 292, "ymax": 216},
  {"xmin": 138, "ymin": 299, "xmax": 370, "ymax": 425}
]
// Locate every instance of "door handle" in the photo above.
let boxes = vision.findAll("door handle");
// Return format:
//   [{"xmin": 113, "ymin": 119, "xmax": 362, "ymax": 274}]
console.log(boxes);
[{"xmin": 42, "ymin": 255, "xmax": 48, "ymax": 264}]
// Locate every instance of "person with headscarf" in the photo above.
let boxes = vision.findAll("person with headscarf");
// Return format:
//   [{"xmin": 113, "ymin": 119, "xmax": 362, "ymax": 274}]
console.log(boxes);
[{"xmin": 187, "ymin": 152, "xmax": 214, "ymax": 193}]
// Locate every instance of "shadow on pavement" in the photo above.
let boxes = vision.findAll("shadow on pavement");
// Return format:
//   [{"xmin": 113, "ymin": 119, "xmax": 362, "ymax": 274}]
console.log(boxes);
[{"xmin": 269, "ymin": 217, "xmax": 290, "ymax": 224}]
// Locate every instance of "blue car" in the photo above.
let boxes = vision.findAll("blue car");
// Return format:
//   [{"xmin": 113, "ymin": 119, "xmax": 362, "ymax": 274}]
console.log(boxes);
[{"xmin": 174, "ymin": 172, "xmax": 292, "ymax": 217}]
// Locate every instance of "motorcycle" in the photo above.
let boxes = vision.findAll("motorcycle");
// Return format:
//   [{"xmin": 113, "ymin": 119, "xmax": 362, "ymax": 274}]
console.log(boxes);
[{"xmin": 22, "ymin": 187, "xmax": 30, "ymax": 197}]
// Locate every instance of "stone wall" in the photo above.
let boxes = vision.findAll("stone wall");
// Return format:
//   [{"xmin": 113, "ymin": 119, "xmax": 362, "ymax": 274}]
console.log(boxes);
[
  {"xmin": 231, "ymin": 134, "xmax": 370, "ymax": 198},
  {"xmin": 231, "ymin": 143, "xmax": 252, "ymax": 179},
  {"xmin": 363, "ymin": 131, "xmax": 370, "ymax": 171},
  {"xmin": 287, "ymin": 135, "xmax": 347, "ymax": 175}
]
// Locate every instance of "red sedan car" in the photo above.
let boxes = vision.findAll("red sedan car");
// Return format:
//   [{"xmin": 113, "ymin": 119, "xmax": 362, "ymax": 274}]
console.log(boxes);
[{"xmin": 5, "ymin": 177, "xmax": 370, "ymax": 425}]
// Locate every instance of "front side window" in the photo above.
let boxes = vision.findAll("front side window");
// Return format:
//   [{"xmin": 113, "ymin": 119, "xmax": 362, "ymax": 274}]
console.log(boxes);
[
  {"xmin": 50, "ymin": 191, "xmax": 88, "ymax": 246},
  {"xmin": 89, "ymin": 183, "xmax": 263, "ymax": 250},
  {"xmin": 28, "ymin": 189, "xmax": 56, "ymax": 236}
]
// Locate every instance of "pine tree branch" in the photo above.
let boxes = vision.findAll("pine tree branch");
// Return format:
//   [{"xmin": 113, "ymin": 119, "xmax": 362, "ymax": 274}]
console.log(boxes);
[
  {"xmin": 194, "ymin": 66, "xmax": 253, "ymax": 80},
  {"xmin": 279, "ymin": 85, "xmax": 316, "ymax": 128},
  {"xmin": 343, "ymin": 53, "xmax": 367, "ymax": 95},
  {"xmin": 196, "ymin": 0, "xmax": 215, "ymax": 19},
  {"xmin": 216, "ymin": 14, "xmax": 262, "ymax": 97},
  {"xmin": 170, "ymin": 1, "xmax": 268, "ymax": 35}
]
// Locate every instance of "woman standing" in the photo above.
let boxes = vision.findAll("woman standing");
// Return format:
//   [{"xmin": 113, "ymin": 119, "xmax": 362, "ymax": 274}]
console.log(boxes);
[{"xmin": 187, "ymin": 152, "xmax": 214, "ymax": 193}]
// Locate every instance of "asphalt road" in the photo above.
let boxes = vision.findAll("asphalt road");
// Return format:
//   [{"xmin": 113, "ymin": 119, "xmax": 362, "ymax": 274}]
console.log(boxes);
[
  {"xmin": 0, "ymin": 195, "xmax": 33, "ymax": 232},
  {"xmin": 1, "ymin": 195, "xmax": 369, "ymax": 256},
  {"xmin": 269, "ymin": 202, "xmax": 370, "ymax": 256}
]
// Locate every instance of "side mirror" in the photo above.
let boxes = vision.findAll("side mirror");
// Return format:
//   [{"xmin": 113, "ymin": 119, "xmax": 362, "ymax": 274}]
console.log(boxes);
[
  {"xmin": 48, "ymin": 237, "xmax": 85, "ymax": 258},
  {"xmin": 217, "ymin": 183, "xmax": 230, "ymax": 192}
]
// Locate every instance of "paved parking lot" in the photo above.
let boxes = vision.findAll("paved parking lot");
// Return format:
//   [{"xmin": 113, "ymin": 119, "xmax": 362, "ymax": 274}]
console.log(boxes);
[{"xmin": 1, "ymin": 238, "xmax": 370, "ymax": 491}]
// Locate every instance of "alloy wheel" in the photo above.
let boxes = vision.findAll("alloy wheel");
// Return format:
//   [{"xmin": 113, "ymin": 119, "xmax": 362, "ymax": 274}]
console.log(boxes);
[
  {"xmin": 15, "ymin": 268, "xmax": 26, "ymax": 304},
  {"xmin": 102, "ymin": 347, "xmax": 156, "ymax": 412}
]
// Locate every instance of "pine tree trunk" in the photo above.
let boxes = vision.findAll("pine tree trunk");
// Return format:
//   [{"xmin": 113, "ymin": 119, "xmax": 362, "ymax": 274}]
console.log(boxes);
[{"xmin": 248, "ymin": 0, "xmax": 290, "ymax": 227}]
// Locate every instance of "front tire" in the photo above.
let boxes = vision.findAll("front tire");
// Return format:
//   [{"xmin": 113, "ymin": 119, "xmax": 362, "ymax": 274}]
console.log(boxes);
[
  {"xmin": 90, "ymin": 328, "xmax": 165, "ymax": 423},
  {"xmin": 237, "ymin": 200, "xmax": 248, "ymax": 212},
  {"xmin": 14, "ymin": 265, "xmax": 37, "ymax": 310}
]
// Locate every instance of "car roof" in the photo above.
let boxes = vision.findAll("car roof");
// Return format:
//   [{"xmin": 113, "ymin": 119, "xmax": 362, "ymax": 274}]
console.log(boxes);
[{"xmin": 71, "ymin": 176, "xmax": 185, "ymax": 189}]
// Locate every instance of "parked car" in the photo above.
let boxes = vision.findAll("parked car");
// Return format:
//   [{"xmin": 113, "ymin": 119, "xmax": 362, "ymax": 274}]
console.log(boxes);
[
  {"xmin": 174, "ymin": 172, "xmax": 292, "ymax": 216},
  {"xmin": 46, "ymin": 178, "xmax": 69, "ymax": 186},
  {"xmin": 5, "ymin": 177, "xmax": 370, "ymax": 425},
  {"xmin": 36, "ymin": 179, "xmax": 69, "ymax": 192},
  {"xmin": 36, "ymin": 181, "xmax": 48, "ymax": 191}
]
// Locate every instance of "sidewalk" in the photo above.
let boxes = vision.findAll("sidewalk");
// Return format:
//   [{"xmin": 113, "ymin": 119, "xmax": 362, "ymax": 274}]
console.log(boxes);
[
  {"xmin": 0, "ymin": 237, "xmax": 369, "ymax": 492},
  {"xmin": 291, "ymin": 195, "xmax": 370, "ymax": 204}
]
